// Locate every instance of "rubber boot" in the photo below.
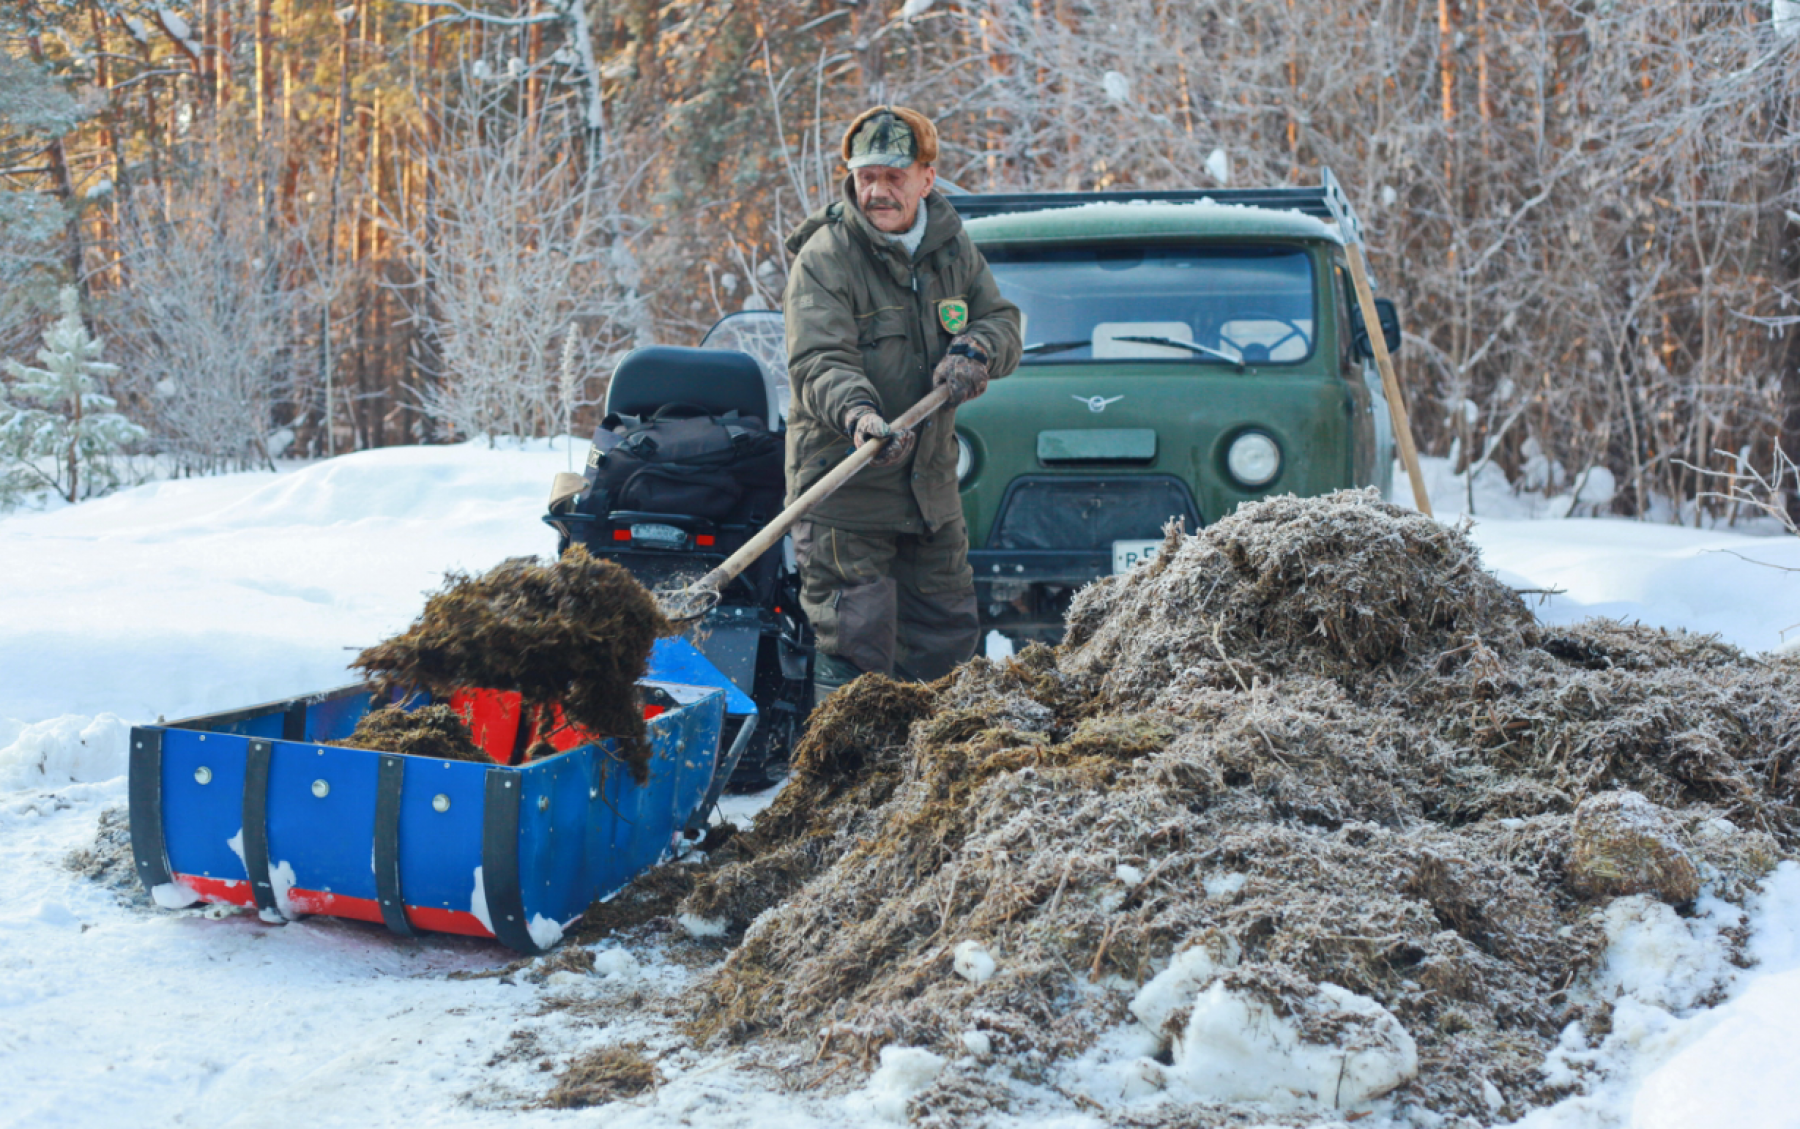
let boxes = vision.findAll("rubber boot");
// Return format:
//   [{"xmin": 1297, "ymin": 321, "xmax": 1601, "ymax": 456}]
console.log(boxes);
[{"xmin": 811, "ymin": 651, "xmax": 863, "ymax": 709}]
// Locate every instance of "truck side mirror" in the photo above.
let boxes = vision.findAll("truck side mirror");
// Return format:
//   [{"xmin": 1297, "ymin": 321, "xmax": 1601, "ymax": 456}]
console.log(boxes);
[{"xmin": 1352, "ymin": 297, "xmax": 1403, "ymax": 360}]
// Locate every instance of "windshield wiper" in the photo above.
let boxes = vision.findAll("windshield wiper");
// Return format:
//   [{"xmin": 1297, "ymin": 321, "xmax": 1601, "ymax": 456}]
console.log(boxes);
[
  {"xmin": 1020, "ymin": 339, "xmax": 1092, "ymax": 356},
  {"xmin": 1110, "ymin": 335, "xmax": 1246, "ymax": 371}
]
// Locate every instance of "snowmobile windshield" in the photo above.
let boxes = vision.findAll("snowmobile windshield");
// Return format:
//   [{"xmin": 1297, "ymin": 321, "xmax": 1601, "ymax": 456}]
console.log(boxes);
[{"xmin": 986, "ymin": 244, "xmax": 1317, "ymax": 366}]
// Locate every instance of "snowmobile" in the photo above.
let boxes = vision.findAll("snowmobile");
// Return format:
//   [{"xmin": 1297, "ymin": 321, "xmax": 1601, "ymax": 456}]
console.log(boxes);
[{"xmin": 545, "ymin": 314, "xmax": 813, "ymax": 791}]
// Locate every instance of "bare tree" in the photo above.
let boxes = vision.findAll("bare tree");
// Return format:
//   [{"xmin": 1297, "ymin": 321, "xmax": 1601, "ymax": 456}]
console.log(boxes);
[
  {"xmin": 391, "ymin": 78, "xmax": 643, "ymax": 442},
  {"xmin": 106, "ymin": 157, "xmax": 312, "ymax": 475}
]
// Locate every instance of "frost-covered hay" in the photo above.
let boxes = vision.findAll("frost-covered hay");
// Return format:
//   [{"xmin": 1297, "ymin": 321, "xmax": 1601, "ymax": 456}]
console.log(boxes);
[
  {"xmin": 680, "ymin": 675, "xmax": 937, "ymax": 935},
  {"xmin": 1063, "ymin": 489, "xmax": 1538, "ymax": 699},
  {"xmin": 1416, "ymin": 622, "xmax": 1800, "ymax": 837},
  {"xmin": 352, "ymin": 546, "xmax": 670, "ymax": 781},
  {"xmin": 682, "ymin": 493, "xmax": 1800, "ymax": 1124}
]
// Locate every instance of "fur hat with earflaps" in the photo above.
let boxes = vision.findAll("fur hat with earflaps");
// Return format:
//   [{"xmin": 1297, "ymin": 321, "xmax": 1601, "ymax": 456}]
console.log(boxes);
[{"xmin": 841, "ymin": 105, "xmax": 939, "ymax": 169}]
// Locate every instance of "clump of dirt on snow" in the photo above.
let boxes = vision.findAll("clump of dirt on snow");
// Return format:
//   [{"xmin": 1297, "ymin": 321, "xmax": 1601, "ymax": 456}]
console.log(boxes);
[
  {"xmin": 65, "ymin": 806, "xmax": 151, "ymax": 907},
  {"xmin": 675, "ymin": 490, "xmax": 1799, "ymax": 1123},
  {"xmin": 352, "ymin": 545, "xmax": 671, "ymax": 781},
  {"xmin": 539, "ymin": 1044, "xmax": 661, "ymax": 1108}
]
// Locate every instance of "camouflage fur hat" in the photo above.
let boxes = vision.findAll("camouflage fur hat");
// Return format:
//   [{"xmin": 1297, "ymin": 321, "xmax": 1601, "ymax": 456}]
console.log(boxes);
[{"xmin": 841, "ymin": 105, "xmax": 939, "ymax": 169}]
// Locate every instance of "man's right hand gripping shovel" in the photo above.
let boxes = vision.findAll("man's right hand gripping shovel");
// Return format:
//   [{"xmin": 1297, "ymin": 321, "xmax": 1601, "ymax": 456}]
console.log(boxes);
[{"xmin": 659, "ymin": 386, "xmax": 951, "ymax": 624}]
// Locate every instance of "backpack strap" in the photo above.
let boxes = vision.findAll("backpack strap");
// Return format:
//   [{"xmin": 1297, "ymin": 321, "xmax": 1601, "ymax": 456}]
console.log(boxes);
[{"xmin": 648, "ymin": 402, "xmax": 712, "ymax": 421}]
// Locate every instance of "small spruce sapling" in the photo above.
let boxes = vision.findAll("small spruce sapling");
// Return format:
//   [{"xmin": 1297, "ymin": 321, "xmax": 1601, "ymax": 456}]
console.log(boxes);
[{"xmin": 0, "ymin": 286, "xmax": 146, "ymax": 506}]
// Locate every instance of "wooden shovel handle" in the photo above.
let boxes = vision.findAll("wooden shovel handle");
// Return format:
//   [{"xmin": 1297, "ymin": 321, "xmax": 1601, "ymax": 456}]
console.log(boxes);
[
  {"xmin": 683, "ymin": 386, "xmax": 952, "ymax": 604},
  {"xmin": 1343, "ymin": 242, "xmax": 1432, "ymax": 517}
]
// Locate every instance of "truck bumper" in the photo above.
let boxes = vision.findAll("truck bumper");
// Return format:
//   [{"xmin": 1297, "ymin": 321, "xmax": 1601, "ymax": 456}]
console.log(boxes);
[{"xmin": 968, "ymin": 548, "xmax": 1111, "ymax": 586}]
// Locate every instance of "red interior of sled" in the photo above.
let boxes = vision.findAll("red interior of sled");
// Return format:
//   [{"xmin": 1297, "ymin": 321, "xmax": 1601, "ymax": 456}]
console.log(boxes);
[{"xmin": 443, "ymin": 689, "xmax": 665, "ymax": 765}]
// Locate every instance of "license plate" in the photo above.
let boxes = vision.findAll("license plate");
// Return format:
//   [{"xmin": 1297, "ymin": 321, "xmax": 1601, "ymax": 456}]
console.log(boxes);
[
  {"xmin": 1112, "ymin": 539, "xmax": 1163, "ymax": 574},
  {"xmin": 630, "ymin": 522, "xmax": 686, "ymax": 547}
]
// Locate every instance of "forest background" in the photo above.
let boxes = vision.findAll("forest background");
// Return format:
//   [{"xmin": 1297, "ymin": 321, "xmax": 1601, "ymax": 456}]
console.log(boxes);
[{"xmin": 2, "ymin": 0, "xmax": 1797, "ymax": 521}]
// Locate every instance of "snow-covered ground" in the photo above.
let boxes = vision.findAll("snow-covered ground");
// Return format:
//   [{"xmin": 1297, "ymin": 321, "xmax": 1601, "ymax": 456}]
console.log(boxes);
[{"xmin": 2, "ymin": 442, "xmax": 1798, "ymax": 1128}]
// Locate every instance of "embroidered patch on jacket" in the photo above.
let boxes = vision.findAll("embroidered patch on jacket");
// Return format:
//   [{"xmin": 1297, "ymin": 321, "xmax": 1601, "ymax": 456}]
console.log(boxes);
[{"xmin": 937, "ymin": 298, "xmax": 969, "ymax": 334}]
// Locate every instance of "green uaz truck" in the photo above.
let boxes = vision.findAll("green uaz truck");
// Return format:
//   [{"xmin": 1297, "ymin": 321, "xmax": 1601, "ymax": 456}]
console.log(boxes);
[{"xmin": 945, "ymin": 173, "xmax": 1401, "ymax": 641}]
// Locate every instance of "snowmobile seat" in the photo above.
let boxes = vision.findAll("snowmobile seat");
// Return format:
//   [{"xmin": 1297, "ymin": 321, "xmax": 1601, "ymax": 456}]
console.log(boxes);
[{"xmin": 605, "ymin": 346, "xmax": 778, "ymax": 429}]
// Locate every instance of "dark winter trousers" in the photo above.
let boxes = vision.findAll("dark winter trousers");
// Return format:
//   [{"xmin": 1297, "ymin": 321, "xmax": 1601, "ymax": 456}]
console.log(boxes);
[{"xmin": 794, "ymin": 518, "xmax": 981, "ymax": 701}]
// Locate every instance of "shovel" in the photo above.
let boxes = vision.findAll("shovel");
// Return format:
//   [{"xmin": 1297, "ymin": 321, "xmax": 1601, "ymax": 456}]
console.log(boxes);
[{"xmin": 661, "ymin": 386, "xmax": 951, "ymax": 622}]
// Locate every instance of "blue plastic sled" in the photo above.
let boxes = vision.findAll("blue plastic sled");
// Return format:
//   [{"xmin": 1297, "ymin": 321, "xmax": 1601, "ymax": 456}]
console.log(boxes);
[{"xmin": 127, "ymin": 638, "xmax": 752, "ymax": 953}]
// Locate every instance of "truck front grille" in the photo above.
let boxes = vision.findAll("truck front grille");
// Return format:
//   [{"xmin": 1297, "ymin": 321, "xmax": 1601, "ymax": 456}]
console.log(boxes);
[{"xmin": 986, "ymin": 475, "xmax": 1201, "ymax": 550}]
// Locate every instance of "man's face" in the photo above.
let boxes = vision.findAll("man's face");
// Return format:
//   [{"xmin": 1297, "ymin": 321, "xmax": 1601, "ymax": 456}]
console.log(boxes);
[{"xmin": 853, "ymin": 162, "xmax": 936, "ymax": 234}]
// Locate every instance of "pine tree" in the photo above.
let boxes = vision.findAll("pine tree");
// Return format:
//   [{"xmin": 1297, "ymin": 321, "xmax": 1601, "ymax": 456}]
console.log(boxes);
[{"xmin": 0, "ymin": 286, "xmax": 145, "ymax": 507}]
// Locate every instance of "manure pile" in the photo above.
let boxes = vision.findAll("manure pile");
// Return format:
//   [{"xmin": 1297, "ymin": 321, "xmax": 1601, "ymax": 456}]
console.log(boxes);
[
  {"xmin": 329, "ymin": 704, "xmax": 491, "ymax": 763},
  {"xmin": 674, "ymin": 491, "xmax": 1798, "ymax": 1124},
  {"xmin": 352, "ymin": 546, "xmax": 670, "ymax": 779}
]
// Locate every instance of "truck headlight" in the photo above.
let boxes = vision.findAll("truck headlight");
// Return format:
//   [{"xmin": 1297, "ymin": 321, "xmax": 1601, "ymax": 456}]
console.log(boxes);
[
  {"xmin": 1226, "ymin": 430, "xmax": 1281, "ymax": 488},
  {"xmin": 955, "ymin": 432, "xmax": 975, "ymax": 484}
]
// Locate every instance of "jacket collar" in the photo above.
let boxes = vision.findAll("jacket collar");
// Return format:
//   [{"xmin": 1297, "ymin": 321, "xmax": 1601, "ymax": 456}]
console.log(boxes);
[{"xmin": 784, "ymin": 178, "xmax": 964, "ymax": 286}]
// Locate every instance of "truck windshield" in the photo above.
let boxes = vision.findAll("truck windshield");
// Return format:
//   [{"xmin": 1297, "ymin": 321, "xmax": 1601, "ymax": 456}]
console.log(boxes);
[{"xmin": 985, "ymin": 245, "xmax": 1316, "ymax": 365}]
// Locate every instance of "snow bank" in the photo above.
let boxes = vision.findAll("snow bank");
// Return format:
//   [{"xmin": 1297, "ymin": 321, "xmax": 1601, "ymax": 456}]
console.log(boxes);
[
  {"xmin": 1590, "ymin": 895, "xmax": 1741, "ymax": 1013},
  {"xmin": 1521, "ymin": 864, "xmax": 1800, "ymax": 1129},
  {"xmin": 0, "ymin": 440, "xmax": 576, "ymax": 727},
  {"xmin": 1631, "ymin": 966, "xmax": 1800, "ymax": 1128},
  {"xmin": 0, "ymin": 714, "xmax": 130, "ymax": 790},
  {"xmin": 1401, "ymin": 454, "xmax": 1800, "ymax": 656},
  {"xmin": 6, "ymin": 441, "xmax": 1800, "ymax": 1128}
]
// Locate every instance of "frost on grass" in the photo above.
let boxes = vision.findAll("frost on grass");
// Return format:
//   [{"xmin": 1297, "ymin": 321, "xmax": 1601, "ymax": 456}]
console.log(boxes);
[{"xmin": 673, "ymin": 491, "xmax": 1799, "ymax": 1124}]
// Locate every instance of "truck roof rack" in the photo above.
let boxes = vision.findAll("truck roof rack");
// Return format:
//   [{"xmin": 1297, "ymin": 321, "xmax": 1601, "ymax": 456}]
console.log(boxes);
[{"xmin": 945, "ymin": 168, "xmax": 1365, "ymax": 245}]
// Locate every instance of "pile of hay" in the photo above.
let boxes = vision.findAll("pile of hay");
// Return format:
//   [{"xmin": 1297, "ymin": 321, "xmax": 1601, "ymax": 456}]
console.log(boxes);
[
  {"xmin": 329, "ymin": 704, "xmax": 492, "ymax": 763},
  {"xmin": 353, "ymin": 546, "xmax": 671, "ymax": 780},
  {"xmin": 673, "ymin": 491, "xmax": 1797, "ymax": 1122}
]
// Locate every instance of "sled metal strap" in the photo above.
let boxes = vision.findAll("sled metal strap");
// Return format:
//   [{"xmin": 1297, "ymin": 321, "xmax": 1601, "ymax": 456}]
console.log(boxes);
[
  {"xmin": 480, "ymin": 769, "xmax": 540, "ymax": 954},
  {"xmin": 128, "ymin": 727, "xmax": 175, "ymax": 892},
  {"xmin": 282, "ymin": 702, "xmax": 308, "ymax": 742},
  {"xmin": 242, "ymin": 738, "xmax": 280, "ymax": 915},
  {"xmin": 374, "ymin": 755, "xmax": 415, "ymax": 938}
]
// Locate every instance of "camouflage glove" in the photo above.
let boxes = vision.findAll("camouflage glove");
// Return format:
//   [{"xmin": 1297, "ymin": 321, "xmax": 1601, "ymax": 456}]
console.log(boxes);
[
  {"xmin": 932, "ymin": 335, "xmax": 991, "ymax": 407},
  {"xmin": 846, "ymin": 403, "xmax": 916, "ymax": 468}
]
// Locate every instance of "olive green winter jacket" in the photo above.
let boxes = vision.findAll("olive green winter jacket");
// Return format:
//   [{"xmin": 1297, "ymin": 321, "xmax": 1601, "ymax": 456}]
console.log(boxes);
[{"xmin": 783, "ymin": 180, "xmax": 1022, "ymax": 534}]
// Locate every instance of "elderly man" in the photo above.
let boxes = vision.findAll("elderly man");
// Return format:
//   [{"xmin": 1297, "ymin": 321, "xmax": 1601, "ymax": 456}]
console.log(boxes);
[{"xmin": 782, "ymin": 105, "xmax": 1022, "ymax": 704}]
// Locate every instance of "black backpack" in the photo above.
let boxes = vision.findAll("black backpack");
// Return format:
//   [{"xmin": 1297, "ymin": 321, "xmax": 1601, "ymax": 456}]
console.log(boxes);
[{"xmin": 579, "ymin": 404, "xmax": 785, "ymax": 523}]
